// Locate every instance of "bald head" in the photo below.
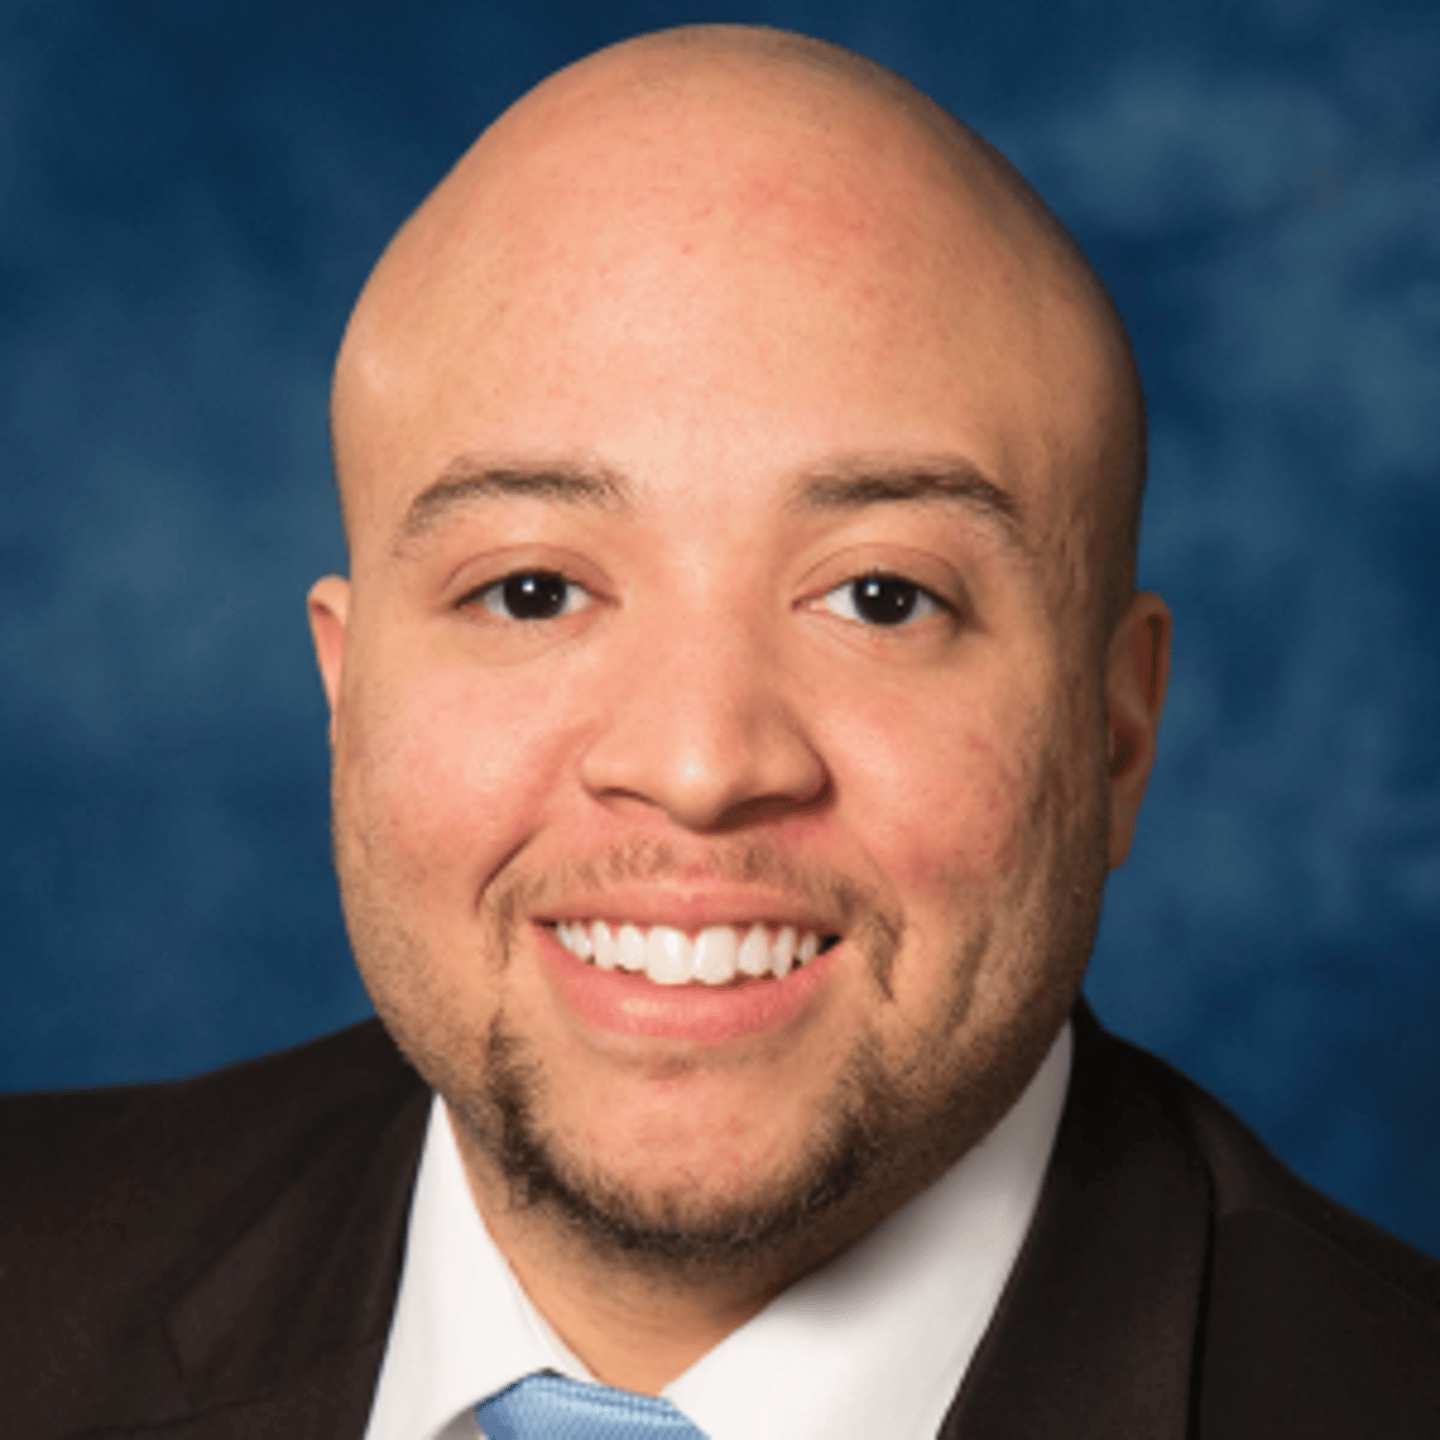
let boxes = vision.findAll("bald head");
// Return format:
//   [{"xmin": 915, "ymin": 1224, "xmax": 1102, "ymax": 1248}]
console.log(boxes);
[{"xmin": 334, "ymin": 25, "xmax": 1145, "ymax": 639}]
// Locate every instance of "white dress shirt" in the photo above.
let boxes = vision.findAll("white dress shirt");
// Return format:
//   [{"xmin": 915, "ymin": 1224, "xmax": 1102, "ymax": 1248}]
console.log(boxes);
[{"xmin": 364, "ymin": 1023, "xmax": 1071, "ymax": 1440}]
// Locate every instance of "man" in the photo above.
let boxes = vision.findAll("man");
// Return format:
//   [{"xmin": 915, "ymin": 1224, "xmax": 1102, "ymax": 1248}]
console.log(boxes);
[{"xmin": 5, "ymin": 25, "xmax": 1438, "ymax": 1440}]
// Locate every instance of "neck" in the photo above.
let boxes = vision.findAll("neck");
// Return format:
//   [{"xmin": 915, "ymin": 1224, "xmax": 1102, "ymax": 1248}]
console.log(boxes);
[
  {"xmin": 501, "ymin": 1234, "xmax": 772, "ymax": 1394},
  {"xmin": 450, "ymin": 1124, "xmax": 882, "ymax": 1394},
  {"xmin": 467, "ymin": 1184, "xmax": 800, "ymax": 1393}
]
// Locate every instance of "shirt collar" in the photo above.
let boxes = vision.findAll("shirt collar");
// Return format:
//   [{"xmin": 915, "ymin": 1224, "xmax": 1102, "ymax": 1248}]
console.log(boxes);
[
  {"xmin": 363, "ymin": 1096, "xmax": 593, "ymax": 1440},
  {"xmin": 366, "ymin": 1023, "xmax": 1071, "ymax": 1440}
]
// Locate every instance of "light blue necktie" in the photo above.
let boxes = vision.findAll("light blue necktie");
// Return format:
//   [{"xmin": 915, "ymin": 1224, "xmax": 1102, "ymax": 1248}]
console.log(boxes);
[{"xmin": 476, "ymin": 1372, "xmax": 709, "ymax": 1439}]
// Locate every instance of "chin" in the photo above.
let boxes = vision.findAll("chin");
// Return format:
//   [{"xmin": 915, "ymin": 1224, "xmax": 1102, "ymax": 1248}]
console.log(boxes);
[{"xmin": 432, "ymin": 1010, "xmax": 904, "ymax": 1278}]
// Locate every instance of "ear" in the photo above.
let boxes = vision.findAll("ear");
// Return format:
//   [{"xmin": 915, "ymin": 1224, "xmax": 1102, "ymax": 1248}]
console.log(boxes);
[
  {"xmin": 1104, "ymin": 590, "xmax": 1171, "ymax": 868},
  {"xmin": 307, "ymin": 576, "xmax": 351, "ymax": 744}
]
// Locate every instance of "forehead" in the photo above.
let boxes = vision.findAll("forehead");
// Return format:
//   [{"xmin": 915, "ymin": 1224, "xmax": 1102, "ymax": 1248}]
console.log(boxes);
[{"xmin": 333, "ymin": 75, "xmax": 1114, "ymax": 569}]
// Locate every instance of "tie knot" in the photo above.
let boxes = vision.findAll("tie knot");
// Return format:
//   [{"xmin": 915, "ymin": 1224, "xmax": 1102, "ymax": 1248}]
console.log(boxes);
[{"xmin": 476, "ymin": 1372, "xmax": 708, "ymax": 1440}]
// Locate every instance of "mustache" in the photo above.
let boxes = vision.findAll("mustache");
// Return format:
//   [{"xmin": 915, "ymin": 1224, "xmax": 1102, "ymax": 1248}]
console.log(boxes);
[{"xmin": 489, "ymin": 837, "xmax": 906, "ymax": 992}]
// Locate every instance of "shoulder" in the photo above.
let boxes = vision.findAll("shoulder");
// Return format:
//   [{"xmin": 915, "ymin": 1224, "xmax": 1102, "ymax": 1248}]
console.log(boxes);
[
  {"xmin": 3, "ymin": 1019, "xmax": 418, "ymax": 1229},
  {"xmin": 1082, "ymin": 1017, "xmax": 1440, "ymax": 1437},
  {"xmin": 1183, "ymin": 1063, "xmax": 1440, "ymax": 1436},
  {"xmin": 0, "ymin": 1021, "xmax": 427, "ymax": 1421}
]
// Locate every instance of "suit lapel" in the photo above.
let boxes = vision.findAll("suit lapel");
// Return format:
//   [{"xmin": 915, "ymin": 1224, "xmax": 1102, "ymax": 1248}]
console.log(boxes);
[
  {"xmin": 67, "ymin": 1033, "xmax": 430, "ymax": 1440},
  {"xmin": 70, "ymin": 1343, "xmax": 387, "ymax": 1440},
  {"xmin": 159, "ymin": 1082, "xmax": 428, "ymax": 1438},
  {"xmin": 939, "ymin": 1008, "xmax": 1214, "ymax": 1440}
]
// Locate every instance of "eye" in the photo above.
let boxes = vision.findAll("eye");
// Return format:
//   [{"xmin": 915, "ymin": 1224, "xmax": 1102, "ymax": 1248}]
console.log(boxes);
[
  {"xmin": 818, "ymin": 573, "xmax": 945, "ymax": 627},
  {"xmin": 474, "ymin": 570, "xmax": 591, "ymax": 622}
]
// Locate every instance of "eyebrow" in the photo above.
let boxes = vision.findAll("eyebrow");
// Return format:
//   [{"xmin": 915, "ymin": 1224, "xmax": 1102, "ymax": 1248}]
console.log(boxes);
[
  {"xmin": 396, "ymin": 460, "xmax": 632, "ymax": 549},
  {"xmin": 394, "ymin": 455, "xmax": 1025, "ymax": 553},
  {"xmin": 794, "ymin": 462, "xmax": 1026, "ymax": 547}
]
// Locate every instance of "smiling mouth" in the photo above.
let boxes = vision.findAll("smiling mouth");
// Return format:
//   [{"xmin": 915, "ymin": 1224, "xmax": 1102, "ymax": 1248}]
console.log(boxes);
[{"xmin": 551, "ymin": 920, "xmax": 839, "ymax": 986}]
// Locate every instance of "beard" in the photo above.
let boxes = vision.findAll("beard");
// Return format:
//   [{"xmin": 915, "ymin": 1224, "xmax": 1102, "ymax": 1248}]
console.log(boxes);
[
  {"xmin": 402, "ymin": 837, "xmax": 922, "ymax": 1279},
  {"xmin": 346, "ymin": 814, "xmax": 1104, "ymax": 1285},
  {"xmin": 457, "ymin": 1006, "xmax": 906, "ymax": 1276}
]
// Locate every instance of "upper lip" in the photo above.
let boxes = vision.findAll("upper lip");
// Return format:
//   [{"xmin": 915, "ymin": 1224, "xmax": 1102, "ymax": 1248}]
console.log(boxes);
[{"xmin": 535, "ymin": 886, "xmax": 842, "ymax": 937}]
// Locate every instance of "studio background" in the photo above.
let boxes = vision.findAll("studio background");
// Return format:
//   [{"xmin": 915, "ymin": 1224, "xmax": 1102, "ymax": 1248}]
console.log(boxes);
[{"xmin": 4, "ymin": 0, "xmax": 1437, "ymax": 1258}]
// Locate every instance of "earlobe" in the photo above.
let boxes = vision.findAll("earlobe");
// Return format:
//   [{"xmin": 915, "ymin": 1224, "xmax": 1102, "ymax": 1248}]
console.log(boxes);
[
  {"xmin": 1104, "ymin": 590, "xmax": 1171, "ymax": 869},
  {"xmin": 306, "ymin": 576, "xmax": 351, "ymax": 738}
]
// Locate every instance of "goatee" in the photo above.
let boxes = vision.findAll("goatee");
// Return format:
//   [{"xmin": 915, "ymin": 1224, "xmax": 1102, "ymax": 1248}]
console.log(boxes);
[{"xmin": 464, "ymin": 1011, "xmax": 904, "ymax": 1277}]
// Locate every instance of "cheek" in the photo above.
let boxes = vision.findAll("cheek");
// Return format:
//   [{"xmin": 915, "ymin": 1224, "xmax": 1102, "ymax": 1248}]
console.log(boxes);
[
  {"xmin": 833, "ymin": 697, "xmax": 1040, "ymax": 901},
  {"xmin": 335, "ymin": 661, "xmax": 570, "ymax": 892}
]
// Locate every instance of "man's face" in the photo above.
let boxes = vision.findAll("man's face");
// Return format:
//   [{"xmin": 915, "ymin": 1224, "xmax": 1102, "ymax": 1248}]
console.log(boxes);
[{"xmin": 312, "ymin": 84, "xmax": 1157, "ymax": 1266}]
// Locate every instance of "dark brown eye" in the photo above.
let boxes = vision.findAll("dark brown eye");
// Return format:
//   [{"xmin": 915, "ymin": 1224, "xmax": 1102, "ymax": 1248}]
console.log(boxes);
[
  {"xmin": 851, "ymin": 575, "xmax": 921, "ymax": 625},
  {"xmin": 820, "ymin": 573, "xmax": 940, "ymax": 627},
  {"xmin": 479, "ymin": 571, "xmax": 585, "ymax": 621}
]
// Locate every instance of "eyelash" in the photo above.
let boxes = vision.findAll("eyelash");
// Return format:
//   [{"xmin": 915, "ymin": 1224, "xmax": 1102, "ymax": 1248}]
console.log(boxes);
[
  {"xmin": 816, "ymin": 573, "xmax": 951, "ymax": 629},
  {"xmin": 462, "ymin": 568, "xmax": 952, "ymax": 631},
  {"xmin": 469, "ymin": 570, "xmax": 593, "ymax": 622}
]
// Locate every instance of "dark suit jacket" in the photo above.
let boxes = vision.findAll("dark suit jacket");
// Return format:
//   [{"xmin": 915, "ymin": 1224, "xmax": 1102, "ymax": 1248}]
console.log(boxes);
[{"xmin": 5, "ymin": 1008, "xmax": 1439, "ymax": 1439}]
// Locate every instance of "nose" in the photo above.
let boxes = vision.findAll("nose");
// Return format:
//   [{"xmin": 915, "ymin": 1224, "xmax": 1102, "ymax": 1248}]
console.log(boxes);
[{"xmin": 578, "ymin": 618, "xmax": 828, "ymax": 831}]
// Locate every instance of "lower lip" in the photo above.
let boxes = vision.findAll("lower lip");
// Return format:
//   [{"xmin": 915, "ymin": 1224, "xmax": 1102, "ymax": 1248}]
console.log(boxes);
[{"xmin": 537, "ymin": 927, "xmax": 839, "ymax": 1045}]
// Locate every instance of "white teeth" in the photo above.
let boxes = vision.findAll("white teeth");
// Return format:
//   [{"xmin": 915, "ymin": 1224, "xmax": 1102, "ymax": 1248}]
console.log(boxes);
[
  {"xmin": 773, "ymin": 925, "xmax": 796, "ymax": 979},
  {"xmin": 560, "ymin": 921, "xmax": 593, "ymax": 960},
  {"xmin": 591, "ymin": 920, "xmax": 618, "ymax": 969},
  {"xmin": 616, "ymin": 923, "xmax": 647, "ymax": 972},
  {"xmin": 554, "ymin": 920, "xmax": 827, "ymax": 986},
  {"xmin": 645, "ymin": 925, "xmax": 692, "ymax": 985},
  {"xmin": 693, "ymin": 926, "xmax": 737, "ymax": 984},
  {"xmin": 737, "ymin": 923, "xmax": 771, "ymax": 977}
]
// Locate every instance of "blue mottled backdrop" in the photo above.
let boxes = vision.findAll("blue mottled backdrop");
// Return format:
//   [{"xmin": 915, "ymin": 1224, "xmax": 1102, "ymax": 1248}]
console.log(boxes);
[{"xmin": 3, "ymin": 0, "xmax": 1437, "ymax": 1257}]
